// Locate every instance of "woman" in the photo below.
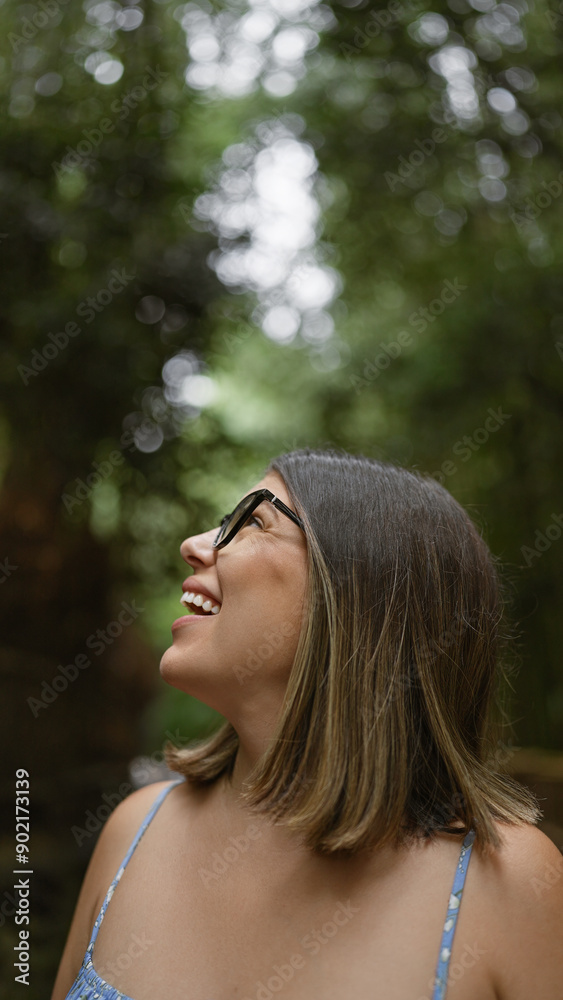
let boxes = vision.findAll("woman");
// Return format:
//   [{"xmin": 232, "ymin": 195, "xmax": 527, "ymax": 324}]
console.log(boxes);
[{"xmin": 53, "ymin": 448, "xmax": 563, "ymax": 1000}]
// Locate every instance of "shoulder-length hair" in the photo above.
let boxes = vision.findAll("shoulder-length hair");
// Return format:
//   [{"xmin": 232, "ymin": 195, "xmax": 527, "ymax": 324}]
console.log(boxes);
[{"xmin": 165, "ymin": 447, "xmax": 541, "ymax": 855}]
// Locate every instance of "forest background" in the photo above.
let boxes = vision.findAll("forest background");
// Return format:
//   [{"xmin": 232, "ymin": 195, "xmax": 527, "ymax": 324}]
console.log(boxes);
[{"xmin": 1, "ymin": 0, "xmax": 563, "ymax": 992}]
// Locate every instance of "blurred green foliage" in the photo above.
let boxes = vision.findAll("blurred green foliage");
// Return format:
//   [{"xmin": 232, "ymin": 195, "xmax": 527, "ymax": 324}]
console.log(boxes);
[{"xmin": 1, "ymin": 0, "xmax": 563, "ymax": 771}]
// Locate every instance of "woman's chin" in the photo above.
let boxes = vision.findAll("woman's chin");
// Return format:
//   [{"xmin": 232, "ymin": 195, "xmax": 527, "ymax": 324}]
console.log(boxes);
[
  {"xmin": 159, "ymin": 651, "xmax": 234, "ymax": 722},
  {"xmin": 159, "ymin": 648, "xmax": 212, "ymax": 697},
  {"xmin": 159, "ymin": 646, "xmax": 192, "ymax": 687}
]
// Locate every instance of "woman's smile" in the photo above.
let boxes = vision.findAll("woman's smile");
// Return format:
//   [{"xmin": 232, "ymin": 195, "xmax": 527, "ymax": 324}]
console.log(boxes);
[
  {"xmin": 180, "ymin": 581, "xmax": 222, "ymax": 614},
  {"xmin": 170, "ymin": 578, "xmax": 223, "ymax": 630}
]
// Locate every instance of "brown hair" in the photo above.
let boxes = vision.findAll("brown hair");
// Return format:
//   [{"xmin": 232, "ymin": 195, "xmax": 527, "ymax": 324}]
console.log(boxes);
[{"xmin": 165, "ymin": 447, "xmax": 541, "ymax": 855}]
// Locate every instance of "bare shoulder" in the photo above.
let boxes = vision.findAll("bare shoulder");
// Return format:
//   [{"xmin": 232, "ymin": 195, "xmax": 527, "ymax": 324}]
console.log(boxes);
[
  {"xmin": 100, "ymin": 778, "xmax": 180, "ymax": 841},
  {"xmin": 83, "ymin": 779, "xmax": 181, "ymax": 898},
  {"xmin": 82, "ymin": 778, "xmax": 187, "ymax": 913},
  {"xmin": 50, "ymin": 778, "xmax": 183, "ymax": 1000},
  {"xmin": 478, "ymin": 821, "xmax": 563, "ymax": 1000},
  {"xmin": 480, "ymin": 819, "xmax": 563, "ymax": 883}
]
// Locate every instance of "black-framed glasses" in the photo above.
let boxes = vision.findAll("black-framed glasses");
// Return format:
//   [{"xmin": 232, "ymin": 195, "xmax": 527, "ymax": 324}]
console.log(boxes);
[{"xmin": 212, "ymin": 488, "xmax": 305, "ymax": 549}]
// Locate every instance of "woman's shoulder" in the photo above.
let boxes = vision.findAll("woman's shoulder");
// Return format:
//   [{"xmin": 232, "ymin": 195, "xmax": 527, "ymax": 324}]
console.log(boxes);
[
  {"xmin": 103, "ymin": 777, "xmax": 183, "ymax": 839},
  {"xmin": 51, "ymin": 777, "xmax": 188, "ymax": 1000},
  {"xmin": 474, "ymin": 818, "xmax": 562, "ymax": 895},
  {"xmin": 93, "ymin": 777, "xmax": 192, "ymax": 889},
  {"xmin": 480, "ymin": 817, "xmax": 562, "ymax": 868},
  {"xmin": 475, "ymin": 820, "xmax": 563, "ymax": 1000},
  {"xmin": 82, "ymin": 778, "xmax": 187, "ymax": 923}
]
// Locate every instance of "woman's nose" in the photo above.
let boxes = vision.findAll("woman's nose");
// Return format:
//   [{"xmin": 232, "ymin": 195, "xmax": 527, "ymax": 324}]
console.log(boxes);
[{"xmin": 180, "ymin": 527, "xmax": 219, "ymax": 567}]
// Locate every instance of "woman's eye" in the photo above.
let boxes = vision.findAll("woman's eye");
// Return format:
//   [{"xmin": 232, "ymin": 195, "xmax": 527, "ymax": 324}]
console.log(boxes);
[{"xmin": 244, "ymin": 514, "xmax": 262, "ymax": 528}]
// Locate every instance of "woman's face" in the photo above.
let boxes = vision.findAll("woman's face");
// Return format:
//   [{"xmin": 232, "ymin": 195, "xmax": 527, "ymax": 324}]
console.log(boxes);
[{"xmin": 159, "ymin": 471, "xmax": 308, "ymax": 727}]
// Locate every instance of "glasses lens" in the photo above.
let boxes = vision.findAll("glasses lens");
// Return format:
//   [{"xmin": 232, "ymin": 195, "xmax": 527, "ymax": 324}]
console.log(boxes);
[{"xmin": 216, "ymin": 494, "xmax": 256, "ymax": 545}]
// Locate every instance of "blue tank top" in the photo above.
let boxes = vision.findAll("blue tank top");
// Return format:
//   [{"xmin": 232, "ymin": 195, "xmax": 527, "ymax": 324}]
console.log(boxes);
[{"xmin": 63, "ymin": 778, "xmax": 476, "ymax": 1000}]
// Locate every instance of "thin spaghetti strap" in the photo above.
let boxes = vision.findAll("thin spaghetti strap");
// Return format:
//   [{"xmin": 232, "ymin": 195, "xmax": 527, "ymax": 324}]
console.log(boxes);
[
  {"xmin": 432, "ymin": 828, "xmax": 476, "ymax": 1000},
  {"xmin": 85, "ymin": 777, "xmax": 185, "ymax": 957}
]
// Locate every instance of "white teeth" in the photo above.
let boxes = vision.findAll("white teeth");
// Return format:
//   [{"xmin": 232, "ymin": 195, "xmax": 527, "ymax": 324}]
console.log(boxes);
[{"xmin": 180, "ymin": 591, "xmax": 221, "ymax": 614}]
